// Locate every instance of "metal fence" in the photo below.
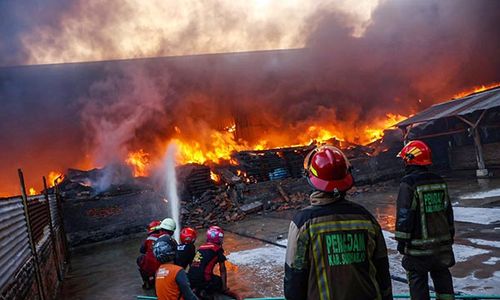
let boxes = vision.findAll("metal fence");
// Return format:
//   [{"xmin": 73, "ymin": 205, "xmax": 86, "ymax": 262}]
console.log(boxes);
[
  {"xmin": 0, "ymin": 197, "xmax": 31, "ymax": 290},
  {"xmin": 0, "ymin": 170, "xmax": 68, "ymax": 300}
]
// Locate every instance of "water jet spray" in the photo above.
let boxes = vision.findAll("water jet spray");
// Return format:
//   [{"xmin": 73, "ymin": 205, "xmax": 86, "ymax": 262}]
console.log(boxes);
[{"xmin": 165, "ymin": 142, "xmax": 180, "ymax": 241}]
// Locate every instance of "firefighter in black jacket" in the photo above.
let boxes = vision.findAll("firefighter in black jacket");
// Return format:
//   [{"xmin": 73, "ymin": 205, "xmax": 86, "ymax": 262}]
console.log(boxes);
[
  {"xmin": 284, "ymin": 145, "xmax": 392, "ymax": 300},
  {"xmin": 396, "ymin": 140, "xmax": 455, "ymax": 300}
]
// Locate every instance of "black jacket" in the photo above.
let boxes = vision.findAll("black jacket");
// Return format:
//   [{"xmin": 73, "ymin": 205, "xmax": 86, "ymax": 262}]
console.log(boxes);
[{"xmin": 395, "ymin": 166, "xmax": 455, "ymax": 263}]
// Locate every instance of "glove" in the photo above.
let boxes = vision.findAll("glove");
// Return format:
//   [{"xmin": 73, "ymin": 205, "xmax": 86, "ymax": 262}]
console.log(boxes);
[{"xmin": 397, "ymin": 242, "xmax": 406, "ymax": 255}]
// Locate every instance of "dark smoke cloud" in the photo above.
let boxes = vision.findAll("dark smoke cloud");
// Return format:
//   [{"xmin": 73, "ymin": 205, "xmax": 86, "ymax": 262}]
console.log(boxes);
[{"xmin": 1, "ymin": 0, "xmax": 500, "ymax": 195}]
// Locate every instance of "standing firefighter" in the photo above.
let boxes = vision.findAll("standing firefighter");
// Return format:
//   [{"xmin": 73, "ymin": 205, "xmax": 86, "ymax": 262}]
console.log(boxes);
[
  {"xmin": 395, "ymin": 140, "xmax": 455, "ymax": 300},
  {"xmin": 284, "ymin": 145, "xmax": 392, "ymax": 300}
]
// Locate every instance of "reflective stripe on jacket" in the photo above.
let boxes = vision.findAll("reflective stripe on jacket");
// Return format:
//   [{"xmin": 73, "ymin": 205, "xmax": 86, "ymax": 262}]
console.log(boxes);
[
  {"xmin": 284, "ymin": 191, "xmax": 392, "ymax": 300},
  {"xmin": 140, "ymin": 233, "xmax": 162, "ymax": 276},
  {"xmin": 395, "ymin": 166, "xmax": 455, "ymax": 260}
]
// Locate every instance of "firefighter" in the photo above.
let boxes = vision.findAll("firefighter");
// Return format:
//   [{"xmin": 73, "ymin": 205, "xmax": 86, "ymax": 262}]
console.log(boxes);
[
  {"xmin": 395, "ymin": 140, "xmax": 455, "ymax": 300},
  {"xmin": 175, "ymin": 227, "xmax": 197, "ymax": 269},
  {"xmin": 284, "ymin": 145, "xmax": 392, "ymax": 300},
  {"xmin": 137, "ymin": 218, "xmax": 177, "ymax": 289},
  {"xmin": 188, "ymin": 226, "xmax": 241, "ymax": 300},
  {"xmin": 153, "ymin": 234, "xmax": 199, "ymax": 300}
]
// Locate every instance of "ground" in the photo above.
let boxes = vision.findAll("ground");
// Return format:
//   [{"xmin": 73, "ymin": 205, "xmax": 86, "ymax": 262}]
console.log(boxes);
[{"xmin": 58, "ymin": 177, "xmax": 500, "ymax": 299}]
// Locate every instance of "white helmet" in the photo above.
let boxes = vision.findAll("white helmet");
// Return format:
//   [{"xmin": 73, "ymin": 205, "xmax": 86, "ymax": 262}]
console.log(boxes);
[{"xmin": 159, "ymin": 218, "xmax": 176, "ymax": 232}]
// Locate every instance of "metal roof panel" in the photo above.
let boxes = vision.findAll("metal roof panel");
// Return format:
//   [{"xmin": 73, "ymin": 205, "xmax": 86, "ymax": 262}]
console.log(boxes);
[{"xmin": 397, "ymin": 87, "xmax": 500, "ymax": 127}]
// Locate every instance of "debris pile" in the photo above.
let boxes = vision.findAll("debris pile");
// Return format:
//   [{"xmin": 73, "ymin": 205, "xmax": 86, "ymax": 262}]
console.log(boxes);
[
  {"xmin": 180, "ymin": 177, "xmax": 312, "ymax": 227},
  {"xmin": 231, "ymin": 145, "xmax": 313, "ymax": 182},
  {"xmin": 180, "ymin": 189, "xmax": 245, "ymax": 228},
  {"xmin": 177, "ymin": 164, "xmax": 215, "ymax": 199},
  {"xmin": 56, "ymin": 165, "xmax": 152, "ymax": 199}
]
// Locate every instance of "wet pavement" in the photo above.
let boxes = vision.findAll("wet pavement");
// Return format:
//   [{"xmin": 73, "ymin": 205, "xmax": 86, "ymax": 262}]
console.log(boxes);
[{"xmin": 59, "ymin": 177, "xmax": 500, "ymax": 299}]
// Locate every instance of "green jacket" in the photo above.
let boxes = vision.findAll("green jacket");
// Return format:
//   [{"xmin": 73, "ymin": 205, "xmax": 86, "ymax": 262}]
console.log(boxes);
[
  {"xmin": 284, "ymin": 191, "xmax": 392, "ymax": 300},
  {"xmin": 395, "ymin": 166, "xmax": 455, "ymax": 263}
]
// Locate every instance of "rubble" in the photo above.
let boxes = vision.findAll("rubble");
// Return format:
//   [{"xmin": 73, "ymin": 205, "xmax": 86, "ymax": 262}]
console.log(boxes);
[
  {"xmin": 180, "ymin": 178, "xmax": 311, "ymax": 227},
  {"xmin": 240, "ymin": 201, "xmax": 263, "ymax": 214},
  {"xmin": 231, "ymin": 145, "xmax": 313, "ymax": 182},
  {"xmin": 180, "ymin": 189, "xmax": 245, "ymax": 228},
  {"xmin": 177, "ymin": 164, "xmax": 215, "ymax": 199}
]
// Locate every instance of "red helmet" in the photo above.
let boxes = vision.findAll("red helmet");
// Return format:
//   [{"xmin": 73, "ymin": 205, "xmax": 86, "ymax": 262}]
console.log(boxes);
[
  {"xmin": 147, "ymin": 220, "xmax": 161, "ymax": 234},
  {"xmin": 397, "ymin": 140, "xmax": 432, "ymax": 166},
  {"xmin": 206, "ymin": 226, "xmax": 224, "ymax": 245},
  {"xmin": 304, "ymin": 145, "xmax": 354, "ymax": 193},
  {"xmin": 180, "ymin": 227, "xmax": 197, "ymax": 244}
]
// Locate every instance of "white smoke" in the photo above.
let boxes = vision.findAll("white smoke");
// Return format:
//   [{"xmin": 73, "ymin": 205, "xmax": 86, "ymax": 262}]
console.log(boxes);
[{"xmin": 80, "ymin": 64, "xmax": 169, "ymax": 190}]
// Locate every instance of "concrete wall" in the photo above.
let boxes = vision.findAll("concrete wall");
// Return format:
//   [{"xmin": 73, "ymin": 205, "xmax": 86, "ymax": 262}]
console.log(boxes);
[{"xmin": 62, "ymin": 190, "xmax": 170, "ymax": 247}]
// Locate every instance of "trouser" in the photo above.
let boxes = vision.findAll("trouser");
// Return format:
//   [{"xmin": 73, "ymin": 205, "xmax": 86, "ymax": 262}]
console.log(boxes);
[
  {"xmin": 137, "ymin": 255, "xmax": 155, "ymax": 287},
  {"xmin": 191, "ymin": 275, "xmax": 223, "ymax": 294},
  {"xmin": 402, "ymin": 255, "xmax": 455, "ymax": 300}
]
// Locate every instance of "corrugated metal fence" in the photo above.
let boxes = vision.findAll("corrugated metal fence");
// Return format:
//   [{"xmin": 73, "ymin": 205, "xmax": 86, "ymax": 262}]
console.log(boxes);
[
  {"xmin": 0, "ymin": 197, "xmax": 31, "ymax": 290},
  {"xmin": 0, "ymin": 172, "xmax": 68, "ymax": 300}
]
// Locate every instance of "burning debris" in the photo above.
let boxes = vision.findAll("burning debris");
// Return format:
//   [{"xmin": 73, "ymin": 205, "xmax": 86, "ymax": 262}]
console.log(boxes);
[
  {"xmin": 52, "ymin": 129, "xmax": 405, "ymax": 236},
  {"xmin": 55, "ymin": 165, "xmax": 152, "ymax": 199}
]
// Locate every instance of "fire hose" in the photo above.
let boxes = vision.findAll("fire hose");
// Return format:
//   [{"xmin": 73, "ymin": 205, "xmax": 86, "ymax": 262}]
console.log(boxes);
[{"xmin": 224, "ymin": 228, "xmax": 411, "ymax": 286}]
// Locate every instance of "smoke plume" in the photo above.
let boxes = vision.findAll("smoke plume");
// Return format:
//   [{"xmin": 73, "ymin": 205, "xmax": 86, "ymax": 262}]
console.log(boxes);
[{"xmin": 0, "ymin": 0, "xmax": 499, "ymax": 195}]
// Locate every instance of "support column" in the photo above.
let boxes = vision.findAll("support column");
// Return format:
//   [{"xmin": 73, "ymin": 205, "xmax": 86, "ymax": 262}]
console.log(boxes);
[
  {"xmin": 456, "ymin": 112, "xmax": 488, "ymax": 178},
  {"xmin": 472, "ymin": 128, "xmax": 488, "ymax": 177}
]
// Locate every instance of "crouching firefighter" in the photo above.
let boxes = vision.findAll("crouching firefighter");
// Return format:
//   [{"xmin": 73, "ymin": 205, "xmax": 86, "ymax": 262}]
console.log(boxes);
[
  {"xmin": 137, "ymin": 218, "xmax": 177, "ymax": 289},
  {"xmin": 153, "ymin": 234, "xmax": 199, "ymax": 300},
  {"xmin": 175, "ymin": 227, "xmax": 198, "ymax": 269},
  {"xmin": 396, "ymin": 140, "xmax": 455, "ymax": 300},
  {"xmin": 188, "ymin": 226, "xmax": 241, "ymax": 300},
  {"xmin": 284, "ymin": 145, "xmax": 392, "ymax": 300}
]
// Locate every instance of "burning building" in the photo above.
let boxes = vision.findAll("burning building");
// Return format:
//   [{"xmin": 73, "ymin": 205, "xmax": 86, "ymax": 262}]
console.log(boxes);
[
  {"xmin": 1, "ymin": 0, "xmax": 500, "ymax": 196},
  {"xmin": 397, "ymin": 86, "xmax": 500, "ymax": 177}
]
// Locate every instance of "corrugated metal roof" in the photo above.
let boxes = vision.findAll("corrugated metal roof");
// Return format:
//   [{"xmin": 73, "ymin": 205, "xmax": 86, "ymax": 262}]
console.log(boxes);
[{"xmin": 397, "ymin": 87, "xmax": 500, "ymax": 127}]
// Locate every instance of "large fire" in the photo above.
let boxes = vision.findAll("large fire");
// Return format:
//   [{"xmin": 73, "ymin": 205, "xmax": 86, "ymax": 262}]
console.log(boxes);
[
  {"xmin": 125, "ymin": 113, "xmax": 409, "ymax": 177},
  {"xmin": 452, "ymin": 82, "xmax": 500, "ymax": 99},
  {"xmin": 52, "ymin": 84, "xmax": 500, "ymax": 183}
]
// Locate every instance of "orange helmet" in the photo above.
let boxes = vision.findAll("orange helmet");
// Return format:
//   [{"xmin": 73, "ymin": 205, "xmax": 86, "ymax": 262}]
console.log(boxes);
[
  {"xmin": 304, "ymin": 145, "xmax": 354, "ymax": 193},
  {"xmin": 397, "ymin": 140, "xmax": 432, "ymax": 166},
  {"xmin": 180, "ymin": 227, "xmax": 197, "ymax": 244},
  {"xmin": 147, "ymin": 220, "xmax": 161, "ymax": 234}
]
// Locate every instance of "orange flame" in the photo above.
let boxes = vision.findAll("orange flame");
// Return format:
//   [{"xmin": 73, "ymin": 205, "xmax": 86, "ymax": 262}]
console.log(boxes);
[
  {"xmin": 364, "ymin": 113, "xmax": 408, "ymax": 143},
  {"xmin": 126, "ymin": 149, "xmax": 150, "ymax": 177},
  {"xmin": 171, "ymin": 114, "xmax": 408, "ymax": 165},
  {"xmin": 48, "ymin": 171, "xmax": 63, "ymax": 187},
  {"xmin": 453, "ymin": 82, "xmax": 500, "ymax": 99},
  {"xmin": 28, "ymin": 187, "xmax": 37, "ymax": 195}
]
